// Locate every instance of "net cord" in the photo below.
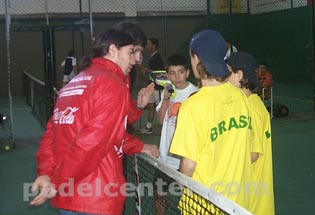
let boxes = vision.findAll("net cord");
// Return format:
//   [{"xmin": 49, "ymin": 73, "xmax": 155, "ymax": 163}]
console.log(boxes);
[{"xmin": 136, "ymin": 154, "xmax": 253, "ymax": 215}]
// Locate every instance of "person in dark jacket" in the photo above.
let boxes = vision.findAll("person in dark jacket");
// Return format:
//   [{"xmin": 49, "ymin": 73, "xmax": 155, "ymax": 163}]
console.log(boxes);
[{"xmin": 138, "ymin": 38, "xmax": 165, "ymax": 134}]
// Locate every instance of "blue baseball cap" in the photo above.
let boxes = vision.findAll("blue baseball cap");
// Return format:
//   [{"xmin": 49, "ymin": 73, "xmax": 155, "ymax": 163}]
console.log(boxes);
[
  {"xmin": 189, "ymin": 30, "xmax": 229, "ymax": 77},
  {"xmin": 227, "ymin": 51, "xmax": 262, "ymax": 88}
]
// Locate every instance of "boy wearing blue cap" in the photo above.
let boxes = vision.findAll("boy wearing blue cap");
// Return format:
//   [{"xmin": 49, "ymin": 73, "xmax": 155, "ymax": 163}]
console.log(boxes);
[
  {"xmin": 227, "ymin": 51, "xmax": 275, "ymax": 215},
  {"xmin": 170, "ymin": 30, "xmax": 253, "ymax": 213}
]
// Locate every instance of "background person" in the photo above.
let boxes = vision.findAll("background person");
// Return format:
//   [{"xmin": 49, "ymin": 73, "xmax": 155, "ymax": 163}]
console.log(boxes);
[
  {"xmin": 60, "ymin": 50, "xmax": 77, "ymax": 87},
  {"xmin": 115, "ymin": 22, "xmax": 147, "ymax": 95},
  {"xmin": 156, "ymin": 54, "xmax": 198, "ymax": 170},
  {"xmin": 154, "ymin": 54, "xmax": 198, "ymax": 214},
  {"xmin": 138, "ymin": 38, "xmax": 164, "ymax": 134},
  {"xmin": 115, "ymin": 22, "xmax": 155, "ymax": 134},
  {"xmin": 224, "ymin": 39, "xmax": 238, "ymax": 60},
  {"xmin": 257, "ymin": 62, "xmax": 273, "ymax": 100}
]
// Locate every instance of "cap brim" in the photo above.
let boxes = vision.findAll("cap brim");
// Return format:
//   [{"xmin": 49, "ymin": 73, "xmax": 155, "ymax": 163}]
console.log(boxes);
[{"xmin": 203, "ymin": 60, "xmax": 230, "ymax": 77}]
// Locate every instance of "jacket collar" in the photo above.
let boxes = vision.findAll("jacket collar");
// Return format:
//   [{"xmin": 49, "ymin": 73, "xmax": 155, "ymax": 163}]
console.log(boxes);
[{"xmin": 92, "ymin": 57, "xmax": 127, "ymax": 83}]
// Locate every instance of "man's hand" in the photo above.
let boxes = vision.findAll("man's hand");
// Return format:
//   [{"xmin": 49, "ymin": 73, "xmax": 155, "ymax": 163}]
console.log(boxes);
[
  {"xmin": 30, "ymin": 175, "xmax": 57, "ymax": 206},
  {"xmin": 163, "ymin": 84, "xmax": 172, "ymax": 100},
  {"xmin": 141, "ymin": 144, "xmax": 160, "ymax": 158},
  {"xmin": 137, "ymin": 82, "xmax": 155, "ymax": 109}
]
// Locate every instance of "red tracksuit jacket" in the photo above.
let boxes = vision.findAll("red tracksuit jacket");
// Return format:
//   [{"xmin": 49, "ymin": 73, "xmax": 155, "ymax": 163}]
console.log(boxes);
[{"xmin": 36, "ymin": 58, "xmax": 143, "ymax": 215}]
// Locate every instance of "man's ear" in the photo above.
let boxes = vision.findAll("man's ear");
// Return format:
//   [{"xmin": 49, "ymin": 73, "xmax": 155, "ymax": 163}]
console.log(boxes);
[
  {"xmin": 108, "ymin": 44, "xmax": 118, "ymax": 58},
  {"xmin": 192, "ymin": 53, "xmax": 200, "ymax": 62},
  {"xmin": 238, "ymin": 70, "xmax": 244, "ymax": 81},
  {"xmin": 186, "ymin": 69, "xmax": 190, "ymax": 78}
]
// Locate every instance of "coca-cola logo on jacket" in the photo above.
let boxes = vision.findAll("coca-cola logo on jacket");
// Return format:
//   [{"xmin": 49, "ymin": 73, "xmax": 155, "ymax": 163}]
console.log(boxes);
[{"xmin": 53, "ymin": 107, "xmax": 79, "ymax": 124}]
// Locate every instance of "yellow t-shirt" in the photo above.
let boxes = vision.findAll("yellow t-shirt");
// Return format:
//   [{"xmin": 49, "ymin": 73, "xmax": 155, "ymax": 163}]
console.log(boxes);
[
  {"xmin": 170, "ymin": 82, "xmax": 253, "ymax": 212},
  {"xmin": 248, "ymin": 94, "xmax": 275, "ymax": 215}
]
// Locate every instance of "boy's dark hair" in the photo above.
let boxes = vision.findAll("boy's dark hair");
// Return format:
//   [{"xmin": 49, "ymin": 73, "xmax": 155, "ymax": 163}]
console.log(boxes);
[
  {"xmin": 166, "ymin": 54, "xmax": 187, "ymax": 71},
  {"xmin": 148, "ymin": 38, "xmax": 159, "ymax": 48},
  {"xmin": 115, "ymin": 22, "xmax": 147, "ymax": 48},
  {"xmin": 230, "ymin": 68, "xmax": 261, "ymax": 94}
]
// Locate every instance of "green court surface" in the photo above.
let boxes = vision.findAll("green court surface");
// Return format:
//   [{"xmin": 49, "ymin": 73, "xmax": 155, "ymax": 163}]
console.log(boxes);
[{"xmin": 0, "ymin": 96, "xmax": 314, "ymax": 215}]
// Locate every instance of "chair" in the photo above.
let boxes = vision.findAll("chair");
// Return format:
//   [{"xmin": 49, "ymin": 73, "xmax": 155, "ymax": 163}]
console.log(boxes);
[{"xmin": 262, "ymin": 87, "xmax": 273, "ymax": 119}]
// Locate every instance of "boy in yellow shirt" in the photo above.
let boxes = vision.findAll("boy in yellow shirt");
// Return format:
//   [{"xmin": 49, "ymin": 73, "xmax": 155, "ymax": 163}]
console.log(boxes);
[
  {"xmin": 170, "ymin": 30, "xmax": 253, "ymax": 213},
  {"xmin": 227, "ymin": 51, "xmax": 275, "ymax": 215}
]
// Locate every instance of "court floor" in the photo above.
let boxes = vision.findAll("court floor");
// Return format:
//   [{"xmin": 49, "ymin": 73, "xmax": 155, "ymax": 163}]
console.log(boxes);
[{"xmin": 0, "ymin": 92, "xmax": 314, "ymax": 214}]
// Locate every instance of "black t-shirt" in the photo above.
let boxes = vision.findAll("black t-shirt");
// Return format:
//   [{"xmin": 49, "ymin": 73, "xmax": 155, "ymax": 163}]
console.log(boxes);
[
  {"xmin": 64, "ymin": 57, "xmax": 73, "ymax": 75},
  {"xmin": 148, "ymin": 52, "xmax": 164, "ymax": 90}
]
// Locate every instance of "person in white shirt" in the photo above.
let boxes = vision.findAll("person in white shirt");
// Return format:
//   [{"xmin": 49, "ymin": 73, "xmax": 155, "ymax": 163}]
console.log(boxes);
[
  {"xmin": 225, "ymin": 39, "xmax": 238, "ymax": 60},
  {"xmin": 154, "ymin": 54, "xmax": 198, "ymax": 214}
]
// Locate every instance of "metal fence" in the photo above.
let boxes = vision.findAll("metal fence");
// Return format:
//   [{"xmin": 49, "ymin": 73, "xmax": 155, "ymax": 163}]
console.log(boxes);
[{"xmin": 0, "ymin": 0, "xmax": 314, "ymax": 147}]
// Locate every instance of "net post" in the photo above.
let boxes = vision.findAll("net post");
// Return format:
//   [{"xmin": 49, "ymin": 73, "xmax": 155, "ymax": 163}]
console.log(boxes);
[
  {"xmin": 31, "ymin": 81, "xmax": 34, "ymax": 109},
  {"xmin": 43, "ymin": 26, "xmax": 56, "ymax": 123},
  {"xmin": 5, "ymin": 0, "xmax": 15, "ymax": 145},
  {"xmin": 132, "ymin": 155, "xmax": 142, "ymax": 215}
]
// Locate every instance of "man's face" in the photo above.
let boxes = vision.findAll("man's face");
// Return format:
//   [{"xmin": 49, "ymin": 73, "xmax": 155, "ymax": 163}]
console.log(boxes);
[
  {"xmin": 258, "ymin": 65, "xmax": 267, "ymax": 75},
  {"xmin": 145, "ymin": 40, "xmax": 154, "ymax": 53},
  {"xmin": 133, "ymin": 45, "xmax": 144, "ymax": 63},
  {"xmin": 115, "ymin": 44, "xmax": 136, "ymax": 76},
  {"xmin": 167, "ymin": 65, "xmax": 189, "ymax": 89},
  {"xmin": 227, "ymin": 64, "xmax": 241, "ymax": 88},
  {"xmin": 190, "ymin": 52, "xmax": 200, "ymax": 79}
]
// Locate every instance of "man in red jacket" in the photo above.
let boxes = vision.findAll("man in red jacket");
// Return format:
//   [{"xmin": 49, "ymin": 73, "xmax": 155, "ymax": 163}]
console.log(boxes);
[{"xmin": 30, "ymin": 29, "xmax": 159, "ymax": 215}]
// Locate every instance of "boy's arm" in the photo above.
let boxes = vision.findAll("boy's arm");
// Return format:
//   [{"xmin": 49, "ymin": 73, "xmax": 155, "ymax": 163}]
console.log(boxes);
[
  {"xmin": 73, "ymin": 58, "xmax": 77, "ymax": 74},
  {"xmin": 60, "ymin": 60, "xmax": 65, "ymax": 74},
  {"xmin": 157, "ymin": 86, "xmax": 172, "ymax": 125},
  {"xmin": 251, "ymin": 152, "xmax": 259, "ymax": 163},
  {"xmin": 180, "ymin": 157, "xmax": 196, "ymax": 177},
  {"xmin": 73, "ymin": 65, "xmax": 78, "ymax": 74}
]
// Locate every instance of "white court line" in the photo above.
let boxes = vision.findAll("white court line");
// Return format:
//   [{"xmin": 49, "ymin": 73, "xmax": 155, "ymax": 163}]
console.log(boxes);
[
  {"xmin": 274, "ymin": 96, "xmax": 313, "ymax": 103},
  {"xmin": 1, "ymin": 107, "xmax": 31, "ymax": 111}
]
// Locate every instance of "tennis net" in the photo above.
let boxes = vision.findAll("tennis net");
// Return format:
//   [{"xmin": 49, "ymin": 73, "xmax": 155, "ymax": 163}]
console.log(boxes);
[
  {"xmin": 124, "ymin": 154, "xmax": 253, "ymax": 215},
  {"xmin": 23, "ymin": 71, "xmax": 56, "ymax": 126}
]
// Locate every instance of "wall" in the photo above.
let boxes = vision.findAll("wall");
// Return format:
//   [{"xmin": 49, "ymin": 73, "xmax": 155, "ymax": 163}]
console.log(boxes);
[
  {"xmin": 208, "ymin": 6, "xmax": 313, "ymax": 83},
  {"xmin": 0, "ymin": 16, "xmax": 206, "ymax": 95}
]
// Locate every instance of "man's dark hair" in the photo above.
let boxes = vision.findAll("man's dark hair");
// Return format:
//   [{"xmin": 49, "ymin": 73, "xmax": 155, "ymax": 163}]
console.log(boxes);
[
  {"xmin": 68, "ymin": 50, "xmax": 75, "ymax": 57},
  {"xmin": 166, "ymin": 54, "xmax": 187, "ymax": 70},
  {"xmin": 148, "ymin": 38, "xmax": 159, "ymax": 48},
  {"xmin": 79, "ymin": 29, "xmax": 134, "ymax": 71},
  {"xmin": 258, "ymin": 62, "xmax": 268, "ymax": 67},
  {"xmin": 115, "ymin": 22, "xmax": 147, "ymax": 48}
]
